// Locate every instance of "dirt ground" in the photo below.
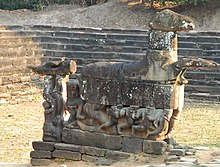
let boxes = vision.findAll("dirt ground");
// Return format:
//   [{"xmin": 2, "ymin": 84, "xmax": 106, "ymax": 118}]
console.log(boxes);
[
  {"xmin": 0, "ymin": 96, "xmax": 219, "ymax": 166},
  {"xmin": 0, "ymin": 0, "xmax": 220, "ymax": 166},
  {"xmin": 0, "ymin": 0, "xmax": 219, "ymax": 31}
]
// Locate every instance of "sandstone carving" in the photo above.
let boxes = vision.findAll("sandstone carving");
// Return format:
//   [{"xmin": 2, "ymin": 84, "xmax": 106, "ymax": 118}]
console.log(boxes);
[
  {"xmin": 29, "ymin": 9, "xmax": 219, "ymax": 145},
  {"xmin": 74, "ymin": 9, "xmax": 218, "ymax": 141},
  {"xmin": 29, "ymin": 58, "xmax": 76, "ymax": 142}
]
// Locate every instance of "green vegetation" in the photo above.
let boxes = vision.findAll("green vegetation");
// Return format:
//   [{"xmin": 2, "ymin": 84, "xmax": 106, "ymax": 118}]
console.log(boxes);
[
  {"xmin": 144, "ymin": 0, "xmax": 210, "ymax": 8},
  {"xmin": 0, "ymin": 0, "xmax": 210, "ymax": 11},
  {"xmin": 0, "ymin": 0, "xmax": 76, "ymax": 10}
]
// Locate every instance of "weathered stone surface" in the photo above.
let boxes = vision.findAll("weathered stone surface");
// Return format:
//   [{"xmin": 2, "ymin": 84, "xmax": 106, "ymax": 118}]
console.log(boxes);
[
  {"xmin": 122, "ymin": 137, "xmax": 143, "ymax": 153},
  {"xmin": 84, "ymin": 78, "xmax": 121, "ymax": 105},
  {"xmin": 32, "ymin": 141, "xmax": 55, "ymax": 151},
  {"xmin": 28, "ymin": 59, "xmax": 76, "ymax": 75},
  {"xmin": 153, "ymin": 84, "xmax": 173, "ymax": 109},
  {"xmin": 149, "ymin": 31, "xmax": 177, "ymax": 51},
  {"xmin": 96, "ymin": 158, "xmax": 114, "ymax": 166},
  {"xmin": 82, "ymin": 154, "xmax": 98, "ymax": 162},
  {"xmin": 80, "ymin": 146, "xmax": 105, "ymax": 157},
  {"xmin": 105, "ymin": 150, "xmax": 130, "ymax": 160},
  {"xmin": 200, "ymin": 164, "xmax": 220, "ymax": 167},
  {"xmin": 30, "ymin": 150, "xmax": 52, "ymax": 159},
  {"xmin": 194, "ymin": 146, "xmax": 209, "ymax": 150},
  {"xmin": 62, "ymin": 128, "xmax": 122, "ymax": 150},
  {"xmin": 54, "ymin": 143, "xmax": 81, "ymax": 152},
  {"xmin": 84, "ymin": 78, "xmax": 176, "ymax": 108},
  {"xmin": 121, "ymin": 82, "xmax": 154, "ymax": 107},
  {"xmin": 143, "ymin": 140, "xmax": 167, "ymax": 155},
  {"xmin": 185, "ymin": 151, "xmax": 194, "ymax": 156},
  {"xmin": 179, "ymin": 157, "xmax": 198, "ymax": 164},
  {"xmin": 169, "ymin": 149, "xmax": 186, "ymax": 156},
  {"xmin": 52, "ymin": 150, "xmax": 81, "ymax": 160},
  {"xmin": 166, "ymin": 161, "xmax": 195, "ymax": 166},
  {"xmin": 166, "ymin": 155, "xmax": 179, "ymax": 162},
  {"xmin": 149, "ymin": 9, "xmax": 195, "ymax": 32},
  {"xmin": 31, "ymin": 158, "xmax": 51, "ymax": 166}
]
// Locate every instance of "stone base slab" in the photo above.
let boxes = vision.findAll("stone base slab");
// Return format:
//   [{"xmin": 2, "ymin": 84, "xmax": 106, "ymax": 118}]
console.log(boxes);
[{"xmin": 30, "ymin": 139, "xmax": 169, "ymax": 166}]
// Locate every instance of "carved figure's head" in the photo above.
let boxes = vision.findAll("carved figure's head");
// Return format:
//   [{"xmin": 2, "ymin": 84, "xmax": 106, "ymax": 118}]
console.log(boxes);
[
  {"xmin": 177, "ymin": 58, "xmax": 220, "ymax": 69},
  {"xmin": 149, "ymin": 9, "xmax": 195, "ymax": 32}
]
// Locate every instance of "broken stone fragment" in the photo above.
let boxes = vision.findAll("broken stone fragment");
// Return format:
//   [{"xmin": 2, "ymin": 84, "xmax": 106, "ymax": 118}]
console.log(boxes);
[
  {"xmin": 27, "ymin": 59, "xmax": 76, "ymax": 75},
  {"xmin": 149, "ymin": 9, "xmax": 195, "ymax": 32}
]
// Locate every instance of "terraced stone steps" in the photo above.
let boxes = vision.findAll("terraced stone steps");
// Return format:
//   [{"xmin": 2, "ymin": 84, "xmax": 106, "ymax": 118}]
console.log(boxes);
[{"xmin": 0, "ymin": 25, "xmax": 219, "ymax": 102}]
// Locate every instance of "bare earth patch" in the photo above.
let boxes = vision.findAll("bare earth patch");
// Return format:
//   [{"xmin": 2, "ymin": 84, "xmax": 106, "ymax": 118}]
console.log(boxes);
[
  {"xmin": 0, "ymin": 0, "xmax": 219, "ymax": 31},
  {"xmin": 0, "ymin": 96, "xmax": 219, "ymax": 166}
]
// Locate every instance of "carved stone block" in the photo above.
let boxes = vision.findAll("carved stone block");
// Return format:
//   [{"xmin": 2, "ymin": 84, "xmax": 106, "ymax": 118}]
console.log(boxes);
[
  {"xmin": 84, "ymin": 78, "xmax": 121, "ymax": 105},
  {"xmin": 169, "ymin": 149, "xmax": 186, "ymax": 156},
  {"xmin": 122, "ymin": 137, "xmax": 143, "ymax": 153},
  {"xmin": 143, "ymin": 140, "xmax": 167, "ymax": 155},
  {"xmin": 52, "ymin": 150, "xmax": 81, "ymax": 160},
  {"xmin": 104, "ymin": 150, "xmax": 131, "ymax": 160},
  {"xmin": 149, "ymin": 31, "xmax": 177, "ymax": 51},
  {"xmin": 32, "ymin": 141, "xmax": 55, "ymax": 151},
  {"xmin": 62, "ymin": 128, "xmax": 122, "ymax": 150},
  {"xmin": 80, "ymin": 146, "xmax": 106, "ymax": 157},
  {"xmin": 121, "ymin": 81, "xmax": 154, "ymax": 107},
  {"xmin": 31, "ymin": 158, "xmax": 51, "ymax": 166},
  {"xmin": 54, "ymin": 143, "xmax": 81, "ymax": 152},
  {"xmin": 30, "ymin": 150, "xmax": 52, "ymax": 159},
  {"xmin": 82, "ymin": 154, "xmax": 99, "ymax": 162},
  {"xmin": 153, "ymin": 84, "xmax": 173, "ymax": 109}
]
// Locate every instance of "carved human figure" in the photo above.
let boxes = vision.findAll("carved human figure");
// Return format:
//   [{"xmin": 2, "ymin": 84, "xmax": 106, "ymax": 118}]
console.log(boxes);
[
  {"xmin": 113, "ymin": 105, "xmax": 139, "ymax": 135},
  {"xmin": 42, "ymin": 75, "xmax": 65, "ymax": 142},
  {"xmin": 131, "ymin": 107, "xmax": 174, "ymax": 140}
]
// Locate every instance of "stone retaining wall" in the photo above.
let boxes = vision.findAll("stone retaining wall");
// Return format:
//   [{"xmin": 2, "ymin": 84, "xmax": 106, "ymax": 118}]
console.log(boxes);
[{"xmin": 0, "ymin": 25, "xmax": 219, "ymax": 102}]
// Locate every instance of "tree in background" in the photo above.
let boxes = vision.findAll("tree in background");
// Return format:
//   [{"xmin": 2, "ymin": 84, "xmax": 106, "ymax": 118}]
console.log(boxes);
[
  {"xmin": 146, "ymin": 0, "xmax": 209, "ymax": 7},
  {"xmin": 0, "ymin": 0, "xmax": 210, "ymax": 10}
]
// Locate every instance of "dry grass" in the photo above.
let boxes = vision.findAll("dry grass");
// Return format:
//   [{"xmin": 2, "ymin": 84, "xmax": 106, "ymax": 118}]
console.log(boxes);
[
  {"xmin": 173, "ymin": 101, "xmax": 220, "ymax": 149},
  {"xmin": 0, "ymin": 97, "xmax": 44, "ymax": 163},
  {"xmin": 0, "ymin": 96, "xmax": 219, "ymax": 164}
]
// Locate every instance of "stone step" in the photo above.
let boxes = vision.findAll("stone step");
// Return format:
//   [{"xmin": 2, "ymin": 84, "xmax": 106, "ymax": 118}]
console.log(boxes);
[
  {"xmin": 42, "ymin": 49, "xmax": 144, "ymax": 60},
  {"xmin": 187, "ymin": 79, "xmax": 220, "ymax": 87},
  {"xmin": 0, "ymin": 30, "xmax": 37, "ymax": 37},
  {"xmin": 185, "ymin": 84, "xmax": 220, "ymax": 94},
  {"xmin": 40, "ymin": 56, "xmax": 133, "ymax": 66},
  {"xmin": 0, "ymin": 57, "xmax": 41, "ymax": 69},
  {"xmin": 178, "ymin": 41, "xmax": 220, "ymax": 50},
  {"xmin": 5, "ymin": 25, "xmax": 149, "ymax": 34},
  {"xmin": 40, "ymin": 42, "xmax": 220, "ymax": 55},
  {"xmin": 178, "ymin": 48, "xmax": 206, "ymax": 56},
  {"xmin": 1, "ymin": 28, "xmax": 220, "ymax": 45},
  {"xmin": 204, "ymin": 50, "xmax": 220, "ymax": 56},
  {"xmin": 0, "ymin": 75, "xmax": 42, "ymax": 86},
  {"xmin": 41, "ymin": 42, "xmax": 147, "ymax": 53},
  {"xmin": 5, "ymin": 24, "xmax": 220, "ymax": 37},
  {"xmin": 41, "ymin": 49, "xmax": 220, "ymax": 64},
  {"xmin": 178, "ymin": 36, "xmax": 220, "ymax": 43},
  {"xmin": 186, "ymin": 92, "xmax": 220, "ymax": 101},
  {"xmin": 0, "ymin": 50, "xmax": 43, "ymax": 59},
  {"xmin": 0, "ymin": 30, "xmax": 149, "ymax": 41},
  {"xmin": 0, "ymin": 36, "xmax": 40, "ymax": 44},
  {"xmin": 39, "ymin": 36, "xmax": 148, "ymax": 47},
  {"xmin": 185, "ymin": 71, "xmax": 220, "ymax": 80},
  {"xmin": 0, "ymin": 67, "xmax": 32, "ymax": 77},
  {"xmin": 180, "ymin": 31, "xmax": 220, "ymax": 36},
  {"xmin": 0, "ymin": 43, "xmax": 41, "ymax": 51},
  {"xmin": 3, "ymin": 29, "xmax": 220, "ymax": 44}
]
